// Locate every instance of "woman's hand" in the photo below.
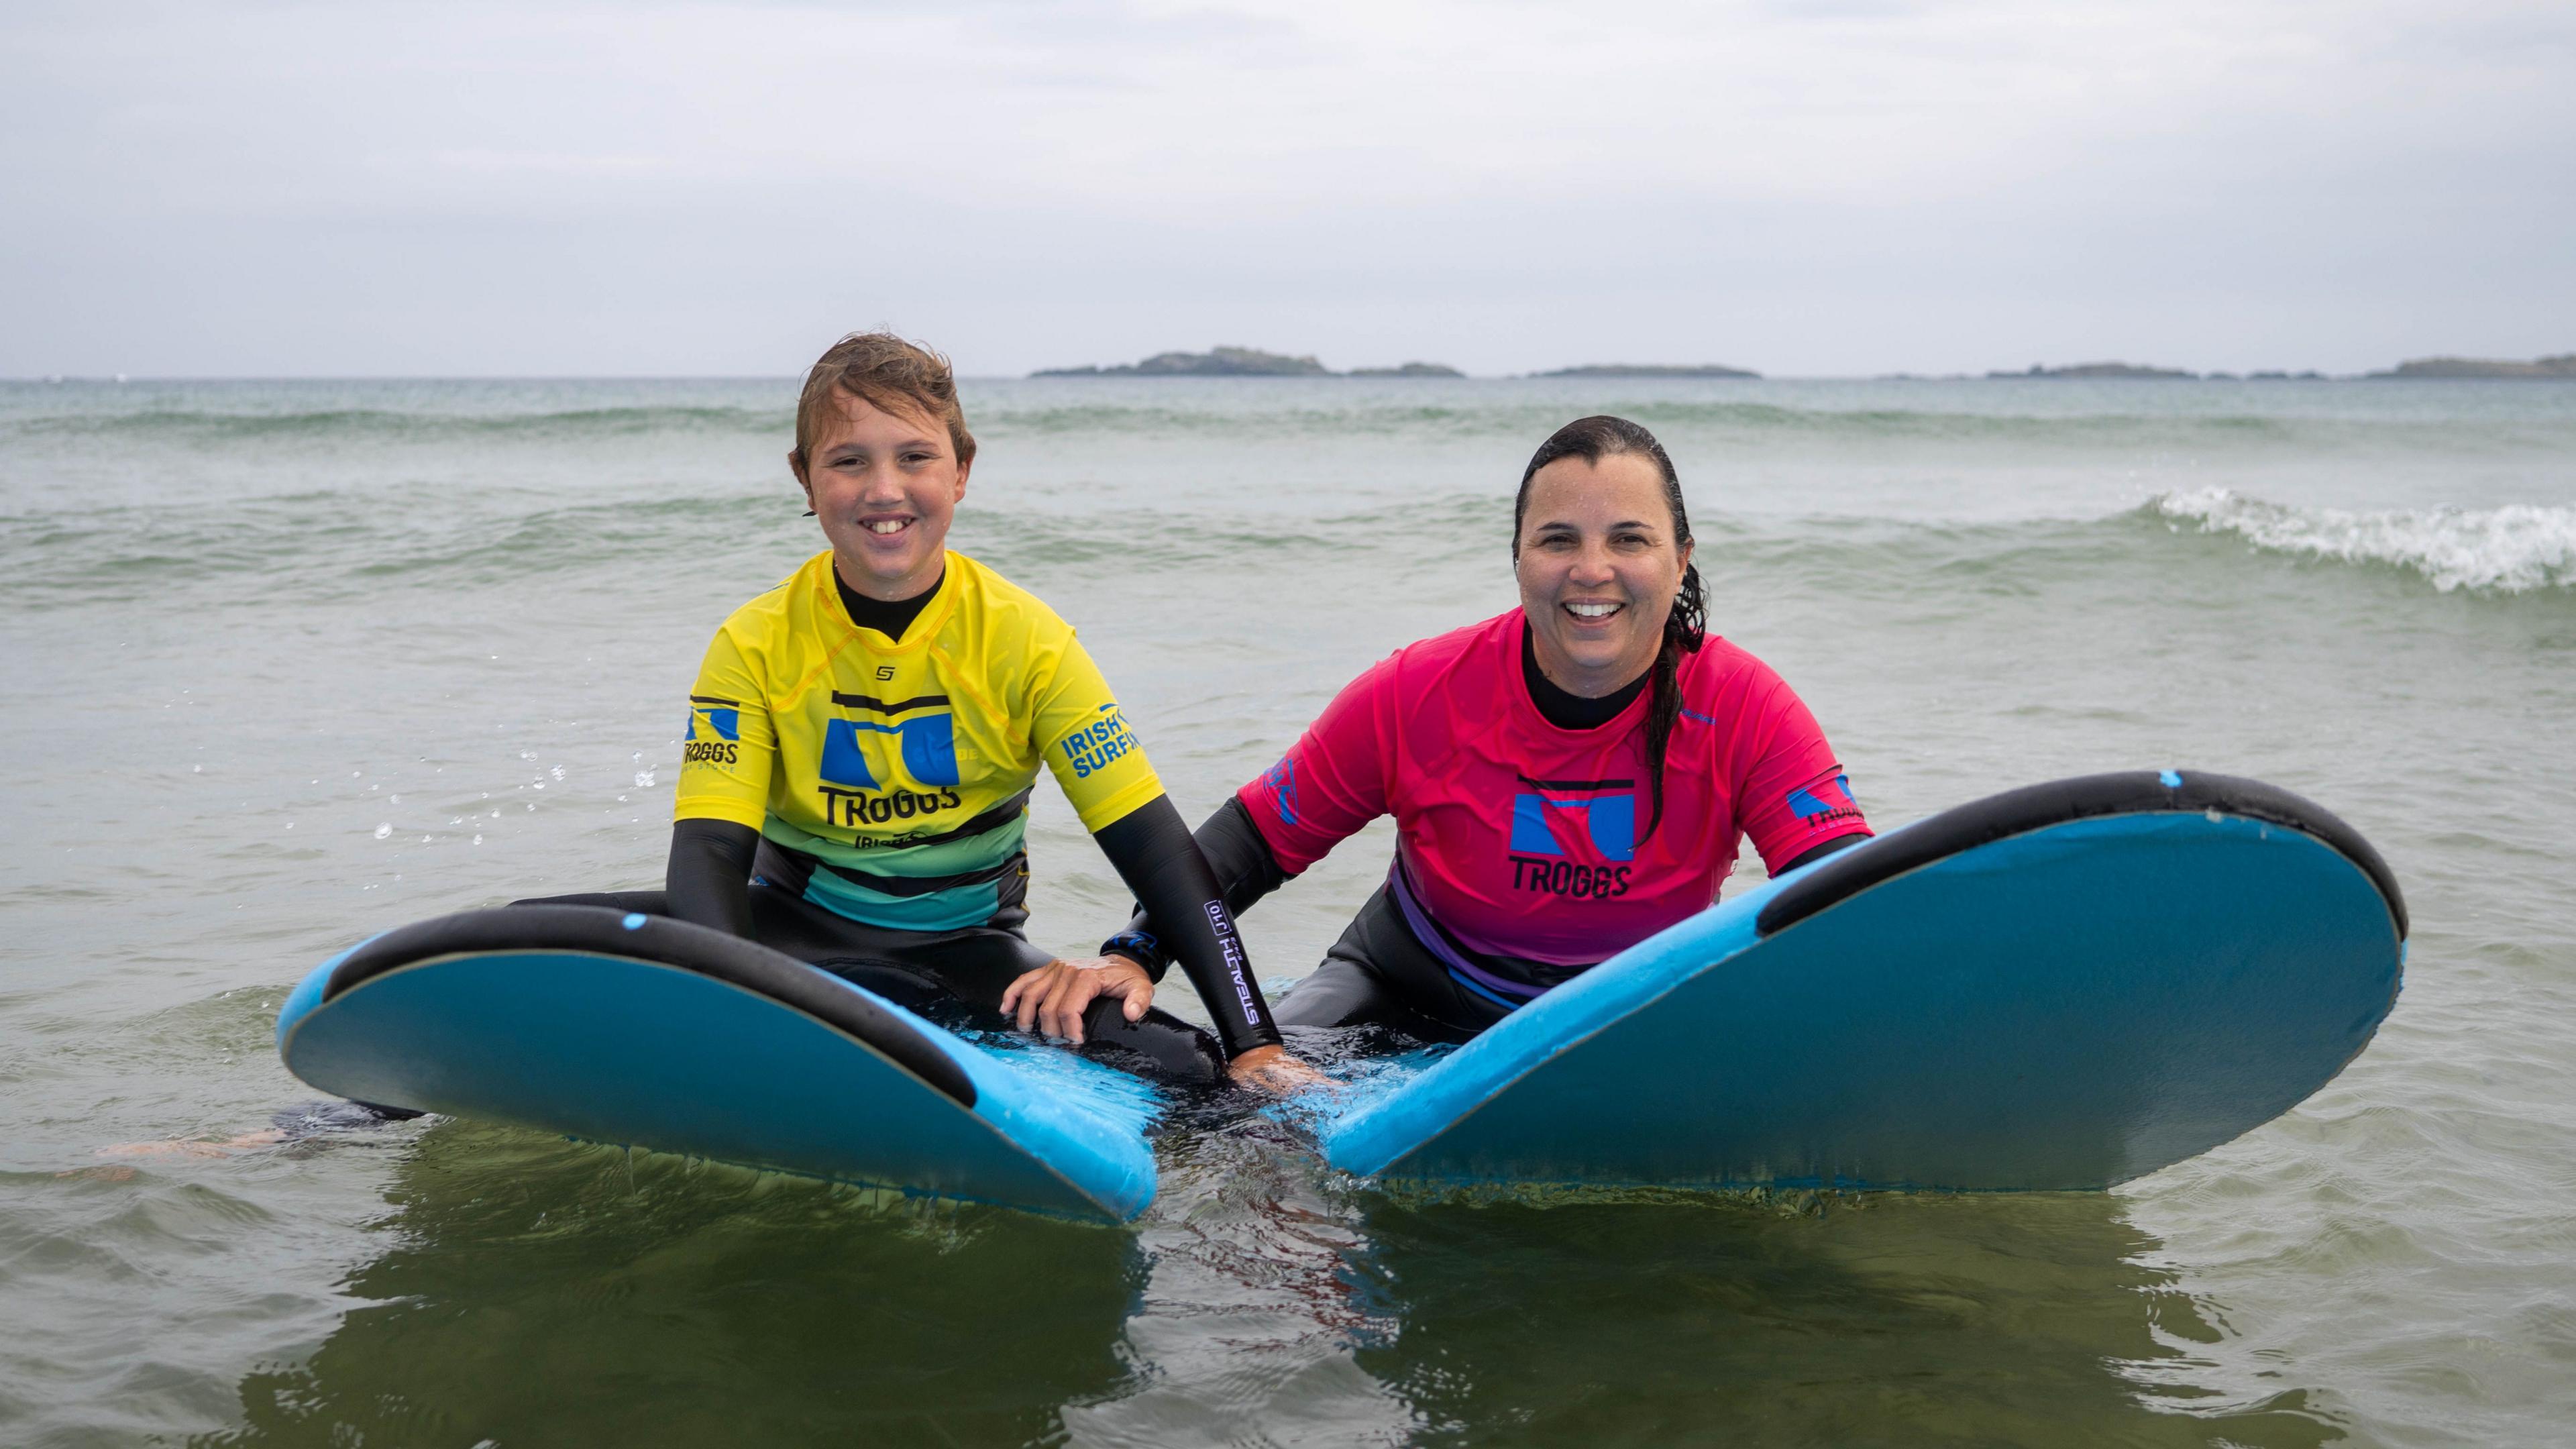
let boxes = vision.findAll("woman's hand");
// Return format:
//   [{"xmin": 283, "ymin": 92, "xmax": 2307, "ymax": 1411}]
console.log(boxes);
[
  {"xmin": 999, "ymin": 955, "xmax": 1155, "ymax": 1046},
  {"xmin": 1226, "ymin": 1043, "xmax": 1332, "ymax": 1095}
]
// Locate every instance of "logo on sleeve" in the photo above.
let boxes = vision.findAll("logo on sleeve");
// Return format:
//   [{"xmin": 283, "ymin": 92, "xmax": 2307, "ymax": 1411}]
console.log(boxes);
[
  {"xmin": 1061, "ymin": 702, "xmax": 1138, "ymax": 780},
  {"xmin": 1787, "ymin": 772, "xmax": 1863, "ymax": 828},
  {"xmin": 1507, "ymin": 775, "xmax": 1635, "ymax": 900},
  {"xmin": 683, "ymin": 696, "xmax": 741, "ymax": 765},
  {"xmin": 1257, "ymin": 754, "xmax": 1299, "ymax": 826}
]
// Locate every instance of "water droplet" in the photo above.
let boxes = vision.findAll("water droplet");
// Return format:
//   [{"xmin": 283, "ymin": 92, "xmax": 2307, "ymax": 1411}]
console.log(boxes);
[
  {"xmin": 473, "ymin": 833, "xmax": 484, "ymax": 845},
  {"xmin": 635, "ymin": 769, "xmax": 657, "ymax": 788},
  {"xmin": 374, "ymin": 822, "xmax": 392, "ymax": 840}
]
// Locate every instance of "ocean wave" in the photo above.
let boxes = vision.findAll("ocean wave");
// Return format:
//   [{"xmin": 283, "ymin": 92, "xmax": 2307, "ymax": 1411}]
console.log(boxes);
[
  {"xmin": 7, "ymin": 404, "xmax": 788, "ymax": 444},
  {"xmin": 2151, "ymin": 488, "xmax": 2576, "ymax": 593},
  {"xmin": 13, "ymin": 391, "xmax": 2573, "ymax": 458},
  {"xmin": 974, "ymin": 398, "xmax": 2319, "ymax": 446}
]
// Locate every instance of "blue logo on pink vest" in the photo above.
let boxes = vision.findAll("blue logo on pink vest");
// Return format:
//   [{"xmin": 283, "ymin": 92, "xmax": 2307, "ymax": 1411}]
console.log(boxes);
[
  {"xmin": 1787, "ymin": 773, "xmax": 1857, "ymax": 820},
  {"xmin": 1508, "ymin": 777, "xmax": 1635, "ymax": 861}
]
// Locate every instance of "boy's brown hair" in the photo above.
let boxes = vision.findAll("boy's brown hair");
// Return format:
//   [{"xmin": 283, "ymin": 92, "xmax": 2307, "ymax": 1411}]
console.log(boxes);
[{"xmin": 792, "ymin": 332, "xmax": 977, "ymax": 474}]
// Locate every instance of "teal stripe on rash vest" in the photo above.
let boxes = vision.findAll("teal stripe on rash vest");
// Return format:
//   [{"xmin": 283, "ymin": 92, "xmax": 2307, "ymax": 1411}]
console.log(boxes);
[{"xmin": 801, "ymin": 869, "xmax": 1008, "ymax": 932}]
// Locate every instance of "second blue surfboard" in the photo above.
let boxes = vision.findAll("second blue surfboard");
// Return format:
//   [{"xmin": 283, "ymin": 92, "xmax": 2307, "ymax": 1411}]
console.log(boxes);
[{"xmin": 1322, "ymin": 770, "xmax": 2406, "ymax": 1191}]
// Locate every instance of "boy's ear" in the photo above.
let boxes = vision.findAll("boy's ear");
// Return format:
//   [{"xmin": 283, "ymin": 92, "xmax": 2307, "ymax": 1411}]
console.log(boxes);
[{"xmin": 790, "ymin": 449, "xmax": 817, "ymax": 516}]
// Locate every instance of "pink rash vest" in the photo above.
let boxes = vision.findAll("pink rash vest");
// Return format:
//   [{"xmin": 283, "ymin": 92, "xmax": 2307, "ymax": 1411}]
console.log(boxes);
[{"xmin": 1238, "ymin": 611, "xmax": 1871, "ymax": 1002}]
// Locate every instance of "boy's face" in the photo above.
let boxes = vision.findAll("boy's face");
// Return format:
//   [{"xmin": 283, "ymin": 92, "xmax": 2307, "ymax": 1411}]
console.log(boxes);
[{"xmin": 794, "ymin": 390, "xmax": 969, "ymax": 601}]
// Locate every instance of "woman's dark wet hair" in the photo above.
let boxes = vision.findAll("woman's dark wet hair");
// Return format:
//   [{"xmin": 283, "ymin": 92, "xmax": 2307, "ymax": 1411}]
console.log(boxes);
[{"xmin": 1511, "ymin": 415, "xmax": 1707, "ymax": 841}]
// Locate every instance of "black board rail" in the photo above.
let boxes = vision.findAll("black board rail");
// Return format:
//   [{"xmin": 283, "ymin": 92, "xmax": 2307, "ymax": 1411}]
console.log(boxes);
[
  {"xmin": 321, "ymin": 904, "xmax": 979, "ymax": 1108},
  {"xmin": 1754, "ymin": 770, "xmax": 2407, "ymax": 941}
]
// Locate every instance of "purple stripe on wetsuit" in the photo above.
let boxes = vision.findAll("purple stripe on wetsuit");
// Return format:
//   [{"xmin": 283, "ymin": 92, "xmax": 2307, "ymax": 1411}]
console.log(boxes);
[{"xmin": 1389, "ymin": 854, "xmax": 1557, "ymax": 1010}]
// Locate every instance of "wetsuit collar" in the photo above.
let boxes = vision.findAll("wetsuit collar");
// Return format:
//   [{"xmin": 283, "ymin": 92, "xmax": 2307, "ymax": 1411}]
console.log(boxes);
[
  {"xmin": 825, "ymin": 549, "xmax": 957, "ymax": 652},
  {"xmin": 1517, "ymin": 614, "xmax": 1651, "ymax": 733}
]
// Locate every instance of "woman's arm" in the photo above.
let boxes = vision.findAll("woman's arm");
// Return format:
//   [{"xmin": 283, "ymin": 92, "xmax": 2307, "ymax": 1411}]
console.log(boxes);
[{"xmin": 1776, "ymin": 830, "xmax": 1866, "ymax": 875}]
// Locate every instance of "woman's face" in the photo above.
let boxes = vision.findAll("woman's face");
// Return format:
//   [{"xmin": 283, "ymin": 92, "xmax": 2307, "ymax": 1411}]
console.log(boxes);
[
  {"xmin": 1514, "ymin": 452, "xmax": 1693, "ymax": 697},
  {"xmin": 793, "ymin": 390, "xmax": 969, "ymax": 600}
]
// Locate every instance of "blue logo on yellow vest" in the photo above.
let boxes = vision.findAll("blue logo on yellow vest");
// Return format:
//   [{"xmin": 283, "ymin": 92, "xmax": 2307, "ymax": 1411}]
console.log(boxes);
[
  {"xmin": 686, "ymin": 698, "xmax": 740, "ymax": 741},
  {"xmin": 820, "ymin": 715, "xmax": 959, "ymax": 790}
]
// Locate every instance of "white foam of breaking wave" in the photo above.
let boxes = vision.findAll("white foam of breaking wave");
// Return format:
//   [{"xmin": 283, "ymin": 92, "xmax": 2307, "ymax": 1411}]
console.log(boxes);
[{"xmin": 2153, "ymin": 488, "xmax": 2576, "ymax": 593}]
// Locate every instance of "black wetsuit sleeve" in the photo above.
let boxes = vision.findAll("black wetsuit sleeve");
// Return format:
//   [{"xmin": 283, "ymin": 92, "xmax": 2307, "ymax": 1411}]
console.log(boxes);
[
  {"xmin": 1778, "ymin": 830, "xmax": 1866, "ymax": 876},
  {"xmin": 1091, "ymin": 795, "xmax": 1283, "ymax": 1059},
  {"xmin": 666, "ymin": 818, "xmax": 759, "ymax": 938},
  {"xmin": 1102, "ymin": 797, "xmax": 1291, "ymax": 971}
]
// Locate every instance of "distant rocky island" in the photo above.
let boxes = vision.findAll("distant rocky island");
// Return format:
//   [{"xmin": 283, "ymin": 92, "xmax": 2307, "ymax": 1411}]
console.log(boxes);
[
  {"xmin": 1534, "ymin": 363, "xmax": 1760, "ymax": 379},
  {"xmin": 1030, "ymin": 347, "xmax": 2576, "ymax": 382},
  {"xmin": 1033, "ymin": 346, "xmax": 1461, "ymax": 378},
  {"xmin": 1990, "ymin": 362, "xmax": 2196, "ymax": 380},
  {"xmin": 1348, "ymin": 362, "xmax": 1466, "ymax": 377},
  {"xmin": 2368, "ymin": 355, "xmax": 2576, "ymax": 379}
]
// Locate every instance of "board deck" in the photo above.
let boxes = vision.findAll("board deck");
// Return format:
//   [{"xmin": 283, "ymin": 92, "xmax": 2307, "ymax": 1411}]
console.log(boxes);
[
  {"xmin": 276, "ymin": 905, "xmax": 1157, "ymax": 1220},
  {"xmin": 1320, "ymin": 771, "xmax": 2406, "ymax": 1191}
]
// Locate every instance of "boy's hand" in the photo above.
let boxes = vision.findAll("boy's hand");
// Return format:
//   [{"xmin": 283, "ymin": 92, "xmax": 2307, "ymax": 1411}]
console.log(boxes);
[{"xmin": 1000, "ymin": 955, "xmax": 1155, "ymax": 1045}]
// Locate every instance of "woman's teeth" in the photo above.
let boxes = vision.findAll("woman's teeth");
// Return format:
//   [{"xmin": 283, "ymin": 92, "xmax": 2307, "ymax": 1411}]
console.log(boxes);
[{"xmin": 1565, "ymin": 601, "xmax": 1623, "ymax": 619}]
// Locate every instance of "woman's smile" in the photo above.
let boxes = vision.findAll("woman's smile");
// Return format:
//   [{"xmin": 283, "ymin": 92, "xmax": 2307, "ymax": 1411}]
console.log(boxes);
[{"xmin": 1515, "ymin": 451, "xmax": 1690, "ymax": 698}]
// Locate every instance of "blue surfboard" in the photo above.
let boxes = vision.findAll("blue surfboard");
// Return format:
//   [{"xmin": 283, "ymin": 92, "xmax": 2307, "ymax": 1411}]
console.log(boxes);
[
  {"xmin": 1322, "ymin": 771, "xmax": 2406, "ymax": 1192},
  {"xmin": 276, "ymin": 905, "xmax": 1158, "ymax": 1220}
]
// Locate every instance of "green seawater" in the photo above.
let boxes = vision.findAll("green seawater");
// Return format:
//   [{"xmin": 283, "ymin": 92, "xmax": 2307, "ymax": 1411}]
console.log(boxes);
[{"xmin": 3, "ymin": 375, "xmax": 2573, "ymax": 1446}]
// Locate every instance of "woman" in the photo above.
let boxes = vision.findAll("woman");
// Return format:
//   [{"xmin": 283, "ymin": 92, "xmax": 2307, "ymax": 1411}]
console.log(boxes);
[
  {"xmin": 541, "ymin": 333, "xmax": 1311, "ymax": 1090},
  {"xmin": 1095, "ymin": 416, "xmax": 1873, "ymax": 1042}
]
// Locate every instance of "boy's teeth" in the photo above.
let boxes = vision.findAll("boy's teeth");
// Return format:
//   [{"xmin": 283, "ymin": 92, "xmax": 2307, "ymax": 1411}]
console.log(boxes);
[{"xmin": 865, "ymin": 519, "xmax": 907, "ymax": 534}]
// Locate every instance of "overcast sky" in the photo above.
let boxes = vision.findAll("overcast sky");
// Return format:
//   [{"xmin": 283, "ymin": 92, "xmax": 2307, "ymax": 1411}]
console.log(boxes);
[{"xmin": 3, "ymin": 0, "xmax": 2570, "ymax": 378}]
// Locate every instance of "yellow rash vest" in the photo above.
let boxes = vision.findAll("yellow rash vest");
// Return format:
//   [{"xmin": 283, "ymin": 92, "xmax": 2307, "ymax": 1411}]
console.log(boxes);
[{"xmin": 674, "ymin": 549, "xmax": 1163, "ymax": 930}]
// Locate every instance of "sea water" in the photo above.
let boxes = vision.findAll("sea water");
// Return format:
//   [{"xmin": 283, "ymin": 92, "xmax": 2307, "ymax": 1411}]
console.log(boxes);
[{"xmin": 1, "ymin": 375, "xmax": 2570, "ymax": 1446}]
